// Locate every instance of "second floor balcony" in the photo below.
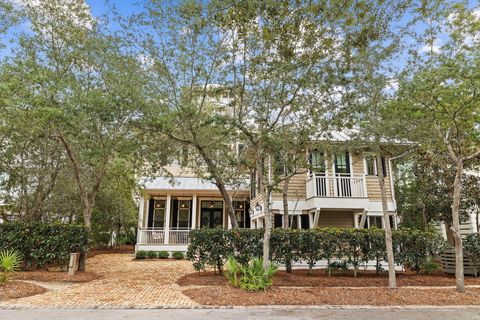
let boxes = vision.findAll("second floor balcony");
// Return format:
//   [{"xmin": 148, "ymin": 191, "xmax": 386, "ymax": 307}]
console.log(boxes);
[{"xmin": 306, "ymin": 173, "xmax": 367, "ymax": 199}]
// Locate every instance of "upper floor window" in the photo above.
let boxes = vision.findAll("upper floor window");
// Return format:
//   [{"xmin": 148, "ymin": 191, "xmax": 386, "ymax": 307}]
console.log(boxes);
[
  {"xmin": 334, "ymin": 152, "xmax": 350, "ymax": 175},
  {"xmin": 309, "ymin": 150, "xmax": 326, "ymax": 174},
  {"xmin": 364, "ymin": 156, "xmax": 387, "ymax": 177}
]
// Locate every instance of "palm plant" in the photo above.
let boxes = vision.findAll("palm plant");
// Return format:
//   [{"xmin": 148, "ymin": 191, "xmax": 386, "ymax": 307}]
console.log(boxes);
[{"xmin": 0, "ymin": 250, "xmax": 22, "ymax": 284}]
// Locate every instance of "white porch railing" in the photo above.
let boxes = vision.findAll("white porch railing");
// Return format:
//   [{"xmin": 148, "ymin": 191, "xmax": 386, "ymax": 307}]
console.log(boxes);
[
  {"xmin": 306, "ymin": 173, "xmax": 367, "ymax": 198},
  {"xmin": 138, "ymin": 229, "xmax": 190, "ymax": 245}
]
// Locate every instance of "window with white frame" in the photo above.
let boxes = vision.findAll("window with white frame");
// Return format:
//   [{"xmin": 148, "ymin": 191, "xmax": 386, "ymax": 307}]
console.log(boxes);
[
  {"xmin": 365, "ymin": 156, "xmax": 377, "ymax": 176},
  {"xmin": 153, "ymin": 200, "xmax": 166, "ymax": 229}
]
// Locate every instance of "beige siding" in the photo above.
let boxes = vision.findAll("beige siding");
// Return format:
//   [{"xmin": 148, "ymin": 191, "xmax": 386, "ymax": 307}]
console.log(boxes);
[
  {"xmin": 317, "ymin": 211, "xmax": 354, "ymax": 228},
  {"xmin": 364, "ymin": 156, "xmax": 393, "ymax": 201},
  {"xmin": 271, "ymin": 172, "xmax": 308, "ymax": 201}
]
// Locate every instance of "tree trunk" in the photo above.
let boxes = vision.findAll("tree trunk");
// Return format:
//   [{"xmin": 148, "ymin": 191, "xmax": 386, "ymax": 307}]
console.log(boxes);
[
  {"xmin": 79, "ymin": 202, "xmax": 93, "ymax": 272},
  {"xmin": 376, "ymin": 154, "xmax": 397, "ymax": 289},
  {"xmin": 262, "ymin": 189, "xmax": 272, "ymax": 271},
  {"xmin": 216, "ymin": 181, "xmax": 238, "ymax": 228},
  {"xmin": 451, "ymin": 158, "xmax": 465, "ymax": 292},
  {"xmin": 282, "ymin": 176, "xmax": 291, "ymax": 229}
]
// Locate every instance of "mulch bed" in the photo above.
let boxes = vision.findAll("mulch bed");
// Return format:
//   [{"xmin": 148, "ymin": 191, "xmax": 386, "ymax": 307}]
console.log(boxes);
[
  {"xmin": 178, "ymin": 269, "xmax": 480, "ymax": 288},
  {"xmin": 0, "ymin": 281, "xmax": 47, "ymax": 301},
  {"xmin": 182, "ymin": 286, "xmax": 480, "ymax": 306},
  {"xmin": 13, "ymin": 271, "xmax": 100, "ymax": 283},
  {"xmin": 88, "ymin": 245, "xmax": 135, "ymax": 258}
]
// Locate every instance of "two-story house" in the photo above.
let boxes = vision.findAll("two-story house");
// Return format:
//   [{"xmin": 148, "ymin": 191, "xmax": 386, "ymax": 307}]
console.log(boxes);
[{"xmin": 135, "ymin": 134, "xmax": 399, "ymax": 253}]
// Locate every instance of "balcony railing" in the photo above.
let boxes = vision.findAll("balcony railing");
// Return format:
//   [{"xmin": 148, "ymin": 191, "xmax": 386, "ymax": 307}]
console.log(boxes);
[
  {"xmin": 306, "ymin": 173, "xmax": 367, "ymax": 198},
  {"xmin": 138, "ymin": 229, "xmax": 190, "ymax": 245}
]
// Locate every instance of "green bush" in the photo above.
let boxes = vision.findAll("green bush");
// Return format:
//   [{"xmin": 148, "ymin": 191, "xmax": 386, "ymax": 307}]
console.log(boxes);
[
  {"xmin": 464, "ymin": 233, "xmax": 480, "ymax": 277},
  {"xmin": 0, "ymin": 222, "xmax": 89, "ymax": 269},
  {"xmin": 327, "ymin": 261, "xmax": 349, "ymax": 275},
  {"xmin": 393, "ymin": 228, "xmax": 446, "ymax": 273},
  {"xmin": 172, "ymin": 251, "xmax": 184, "ymax": 259},
  {"xmin": 136, "ymin": 250, "xmax": 147, "ymax": 259},
  {"xmin": 0, "ymin": 250, "xmax": 22, "ymax": 284},
  {"xmin": 187, "ymin": 227, "xmax": 446, "ymax": 276},
  {"xmin": 186, "ymin": 228, "xmax": 234, "ymax": 272},
  {"xmin": 224, "ymin": 256, "xmax": 277, "ymax": 291},
  {"xmin": 146, "ymin": 251, "xmax": 157, "ymax": 259},
  {"xmin": 158, "ymin": 251, "xmax": 170, "ymax": 259}
]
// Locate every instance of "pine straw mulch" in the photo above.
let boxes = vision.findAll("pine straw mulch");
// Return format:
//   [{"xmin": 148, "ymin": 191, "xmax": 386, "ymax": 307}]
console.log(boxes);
[
  {"xmin": 182, "ymin": 286, "xmax": 480, "ymax": 306},
  {"xmin": 88, "ymin": 245, "xmax": 135, "ymax": 258},
  {"xmin": 13, "ymin": 271, "xmax": 100, "ymax": 283},
  {"xmin": 0, "ymin": 281, "xmax": 47, "ymax": 301},
  {"xmin": 179, "ymin": 269, "xmax": 480, "ymax": 306},
  {"xmin": 178, "ymin": 269, "xmax": 480, "ymax": 288}
]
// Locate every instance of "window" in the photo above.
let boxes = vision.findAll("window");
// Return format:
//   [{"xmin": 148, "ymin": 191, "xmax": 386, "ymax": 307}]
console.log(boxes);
[
  {"xmin": 364, "ymin": 156, "xmax": 387, "ymax": 177},
  {"xmin": 177, "ymin": 200, "xmax": 191, "ymax": 229},
  {"xmin": 334, "ymin": 152, "xmax": 350, "ymax": 175},
  {"xmin": 309, "ymin": 150, "xmax": 326, "ymax": 174},
  {"xmin": 153, "ymin": 200, "xmax": 166, "ymax": 229},
  {"xmin": 234, "ymin": 201, "xmax": 249, "ymax": 228},
  {"xmin": 365, "ymin": 156, "xmax": 377, "ymax": 176},
  {"xmin": 237, "ymin": 143, "xmax": 245, "ymax": 156},
  {"xmin": 250, "ymin": 170, "xmax": 257, "ymax": 198},
  {"xmin": 369, "ymin": 216, "xmax": 383, "ymax": 228}
]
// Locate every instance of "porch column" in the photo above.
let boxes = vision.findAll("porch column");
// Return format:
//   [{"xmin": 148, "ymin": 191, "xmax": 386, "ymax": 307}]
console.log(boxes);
[
  {"xmin": 309, "ymin": 212, "xmax": 314, "ymax": 229},
  {"xmin": 359, "ymin": 209, "xmax": 368, "ymax": 228},
  {"xmin": 136, "ymin": 194, "xmax": 145, "ymax": 244},
  {"xmin": 313, "ymin": 209, "xmax": 321, "ymax": 227},
  {"xmin": 191, "ymin": 194, "xmax": 197, "ymax": 229},
  {"xmin": 164, "ymin": 194, "xmax": 171, "ymax": 244},
  {"xmin": 297, "ymin": 215, "xmax": 301, "ymax": 230}
]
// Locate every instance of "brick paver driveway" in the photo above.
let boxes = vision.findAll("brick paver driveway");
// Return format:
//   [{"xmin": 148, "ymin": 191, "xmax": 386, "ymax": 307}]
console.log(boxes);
[{"xmin": 0, "ymin": 254, "xmax": 198, "ymax": 308}]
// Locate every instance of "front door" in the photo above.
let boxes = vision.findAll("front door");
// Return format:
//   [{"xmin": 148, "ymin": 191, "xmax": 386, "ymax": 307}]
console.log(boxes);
[{"xmin": 200, "ymin": 201, "xmax": 224, "ymax": 228}]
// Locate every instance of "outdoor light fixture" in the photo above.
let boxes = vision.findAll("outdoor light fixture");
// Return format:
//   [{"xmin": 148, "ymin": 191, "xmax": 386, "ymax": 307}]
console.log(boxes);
[{"xmin": 255, "ymin": 204, "xmax": 262, "ymax": 211}]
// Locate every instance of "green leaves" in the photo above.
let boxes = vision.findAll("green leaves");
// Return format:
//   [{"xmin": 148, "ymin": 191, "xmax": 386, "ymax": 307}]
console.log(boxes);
[{"xmin": 0, "ymin": 222, "xmax": 88, "ymax": 268}]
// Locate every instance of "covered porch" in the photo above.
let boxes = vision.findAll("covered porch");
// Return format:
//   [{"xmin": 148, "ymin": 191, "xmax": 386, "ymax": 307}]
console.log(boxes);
[{"xmin": 136, "ymin": 177, "xmax": 250, "ymax": 252}]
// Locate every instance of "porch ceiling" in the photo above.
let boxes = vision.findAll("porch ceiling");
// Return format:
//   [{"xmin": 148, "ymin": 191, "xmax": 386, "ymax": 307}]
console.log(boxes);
[{"xmin": 140, "ymin": 176, "xmax": 249, "ymax": 192}]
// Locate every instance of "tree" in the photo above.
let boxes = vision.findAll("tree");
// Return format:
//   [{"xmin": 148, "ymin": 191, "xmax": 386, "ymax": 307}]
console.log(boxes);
[
  {"xmin": 395, "ymin": 3, "xmax": 480, "ymax": 292},
  {"xmin": 110, "ymin": 0, "xmax": 248, "ymax": 228},
  {"xmin": 1, "ymin": 0, "xmax": 145, "ymax": 269}
]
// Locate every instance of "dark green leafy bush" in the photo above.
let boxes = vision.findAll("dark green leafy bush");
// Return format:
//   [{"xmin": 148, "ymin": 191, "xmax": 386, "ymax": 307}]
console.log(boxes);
[
  {"xmin": 136, "ymin": 250, "xmax": 147, "ymax": 259},
  {"xmin": 158, "ymin": 251, "xmax": 170, "ymax": 259},
  {"xmin": 0, "ymin": 222, "xmax": 88, "ymax": 268},
  {"xmin": 187, "ymin": 227, "xmax": 446, "ymax": 276},
  {"xmin": 172, "ymin": 251, "xmax": 184, "ymax": 259},
  {"xmin": 464, "ymin": 233, "xmax": 480, "ymax": 277},
  {"xmin": 147, "ymin": 251, "xmax": 157, "ymax": 259},
  {"xmin": 393, "ymin": 228, "xmax": 446, "ymax": 273}
]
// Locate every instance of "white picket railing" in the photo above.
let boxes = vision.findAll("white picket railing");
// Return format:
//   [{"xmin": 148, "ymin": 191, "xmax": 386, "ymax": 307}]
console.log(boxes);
[
  {"xmin": 138, "ymin": 229, "xmax": 190, "ymax": 245},
  {"xmin": 306, "ymin": 173, "xmax": 367, "ymax": 198}
]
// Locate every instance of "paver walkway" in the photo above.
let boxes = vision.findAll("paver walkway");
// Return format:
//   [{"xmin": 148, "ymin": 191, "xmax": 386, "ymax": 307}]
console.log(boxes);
[{"xmin": 0, "ymin": 254, "xmax": 198, "ymax": 308}]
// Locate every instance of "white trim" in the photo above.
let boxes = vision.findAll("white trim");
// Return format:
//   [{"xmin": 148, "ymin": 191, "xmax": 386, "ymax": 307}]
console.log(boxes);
[
  {"xmin": 191, "ymin": 194, "xmax": 197, "ymax": 229},
  {"xmin": 164, "ymin": 195, "xmax": 171, "ymax": 244}
]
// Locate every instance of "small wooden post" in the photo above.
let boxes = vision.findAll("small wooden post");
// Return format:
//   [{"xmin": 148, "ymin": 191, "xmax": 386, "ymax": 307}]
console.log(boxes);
[{"xmin": 68, "ymin": 252, "xmax": 80, "ymax": 276}]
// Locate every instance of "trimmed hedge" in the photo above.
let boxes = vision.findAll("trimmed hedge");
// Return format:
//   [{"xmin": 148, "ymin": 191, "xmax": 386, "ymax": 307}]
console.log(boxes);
[
  {"xmin": 0, "ymin": 222, "xmax": 89, "ymax": 268},
  {"xmin": 187, "ymin": 227, "xmax": 446, "ymax": 274}
]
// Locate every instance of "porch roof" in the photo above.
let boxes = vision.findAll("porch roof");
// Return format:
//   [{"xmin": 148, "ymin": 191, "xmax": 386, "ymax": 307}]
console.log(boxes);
[{"xmin": 141, "ymin": 176, "xmax": 249, "ymax": 192}]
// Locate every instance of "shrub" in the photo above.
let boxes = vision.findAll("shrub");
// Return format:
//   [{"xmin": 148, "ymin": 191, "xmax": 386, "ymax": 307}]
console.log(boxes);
[
  {"xmin": 0, "ymin": 250, "xmax": 22, "ymax": 284},
  {"xmin": 299, "ymin": 229, "xmax": 323, "ymax": 271},
  {"xmin": 225, "ymin": 229, "xmax": 263, "ymax": 266},
  {"xmin": 172, "ymin": 251, "xmax": 184, "ymax": 259},
  {"xmin": 0, "ymin": 222, "xmax": 89, "ymax": 268},
  {"xmin": 136, "ymin": 251, "xmax": 147, "ymax": 259},
  {"xmin": 187, "ymin": 227, "xmax": 446, "ymax": 276},
  {"xmin": 224, "ymin": 256, "xmax": 277, "ymax": 292},
  {"xmin": 146, "ymin": 251, "xmax": 157, "ymax": 259},
  {"xmin": 464, "ymin": 233, "xmax": 480, "ymax": 277},
  {"xmin": 420, "ymin": 258, "xmax": 440, "ymax": 274},
  {"xmin": 327, "ymin": 261, "xmax": 349, "ymax": 276},
  {"xmin": 186, "ymin": 228, "xmax": 233, "ymax": 272},
  {"xmin": 393, "ymin": 228, "xmax": 446, "ymax": 273},
  {"xmin": 270, "ymin": 228, "xmax": 301, "ymax": 273},
  {"xmin": 158, "ymin": 251, "xmax": 170, "ymax": 259}
]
